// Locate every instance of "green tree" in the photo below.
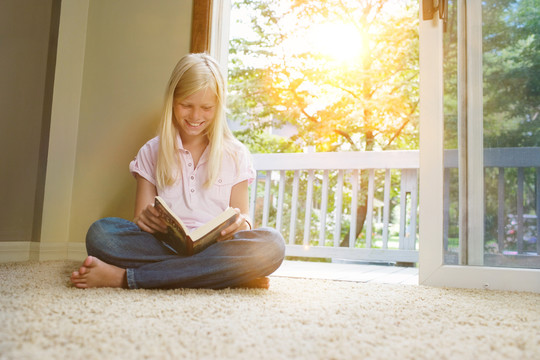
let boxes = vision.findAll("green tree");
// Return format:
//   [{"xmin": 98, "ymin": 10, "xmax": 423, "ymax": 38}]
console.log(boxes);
[
  {"xmin": 229, "ymin": 0, "xmax": 419, "ymax": 153},
  {"xmin": 228, "ymin": 0, "xmax": 420, "ymax": 245},
  {"xmin": 443, "ymin": 0, "xmax": 540, "ymax": 253},
  {"xmin": 483, "ymin": 0, "xmax": 540, "ymax": 147}
]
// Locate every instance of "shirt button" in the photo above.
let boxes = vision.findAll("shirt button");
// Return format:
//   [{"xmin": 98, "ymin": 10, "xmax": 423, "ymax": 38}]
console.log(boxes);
[
  {"xmin": 188, "ymin": 163, "xmax": 192, "ymax": 167},
  {"xmin": 190, "ymin": 189, "xmax": 195, "ymax": 193},
  {"xmin": 218, "ymin": 179, "xmax": 222, "ymax": 183},
  {"xmin": 191, "ymin": 176, "xmax": 195, "ymax": 180}
]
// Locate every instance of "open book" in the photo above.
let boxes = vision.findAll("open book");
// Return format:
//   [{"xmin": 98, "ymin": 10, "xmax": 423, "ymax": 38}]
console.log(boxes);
[{"xmin": 154, "ymin": 196, "xmax": 239, "ymax": 256}]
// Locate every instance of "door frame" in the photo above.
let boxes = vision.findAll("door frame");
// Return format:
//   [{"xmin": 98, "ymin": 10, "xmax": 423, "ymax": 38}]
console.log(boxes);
[{"xmin": 418, "ymin": 0, "xmax": 540, "ymax": 292}]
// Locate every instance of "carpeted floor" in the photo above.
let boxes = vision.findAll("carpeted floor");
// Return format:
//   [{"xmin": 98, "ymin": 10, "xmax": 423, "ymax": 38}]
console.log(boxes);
[{"xmin": 0, "ymin": 261, "xmax": 539, "ymax": 360}]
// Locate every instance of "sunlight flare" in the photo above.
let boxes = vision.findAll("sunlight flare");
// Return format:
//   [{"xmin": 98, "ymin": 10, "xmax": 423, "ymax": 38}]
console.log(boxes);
[
  {"xmin": 283, "ymin": 20, "xmax": 367, "ymax": 64},
  {"xmin": 306, "ymin": 22, "xmax": 366, "ymax": 62}
]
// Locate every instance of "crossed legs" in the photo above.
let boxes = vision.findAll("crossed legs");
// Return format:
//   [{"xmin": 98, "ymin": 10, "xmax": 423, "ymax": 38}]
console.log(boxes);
[{"xmin": 70, "ymin": 217, "xmax": 285, "ymax": 290}]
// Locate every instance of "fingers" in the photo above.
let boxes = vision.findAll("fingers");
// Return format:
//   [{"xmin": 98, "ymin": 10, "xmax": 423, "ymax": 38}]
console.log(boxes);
[
  {"xmin": 146, "ymin": 203, "xmax": 162, "ymax": 218},
  {"xmin": 218, "ymin": 209, "xmax": 250, "ymax": 241},
  {"xmin": 219, "ymin": 210, "xmax": 242, "ymax": 239},
  {"xmin": 135, "ymin": 218, "xmax": 154, "ymax": 233},
  {"xmin": 135, "ymin": 204, "xmax": 168, "ymax": 233}
]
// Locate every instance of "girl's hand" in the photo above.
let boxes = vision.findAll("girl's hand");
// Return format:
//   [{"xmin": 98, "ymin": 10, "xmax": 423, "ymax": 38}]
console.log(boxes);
[
  {"xmin": 218, "ymin": 208, "xmax": 251, "ymax": 241},
  {"xmin": 134, "ymin": 204, "xmax": 168, "ymax": 234}
]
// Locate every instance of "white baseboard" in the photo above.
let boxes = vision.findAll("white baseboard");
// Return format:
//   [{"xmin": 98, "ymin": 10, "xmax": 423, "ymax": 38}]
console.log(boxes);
[
  {"xmin": 0, "ymin": 241, "xmax": 87, "ymax": 263},
  {"xmin": 0, "ymin": 242, "xmax": 31, "ymax": 263},
  {"xmin": 36, "ymin": 242, "xmax": 68, "ymax": 261}
]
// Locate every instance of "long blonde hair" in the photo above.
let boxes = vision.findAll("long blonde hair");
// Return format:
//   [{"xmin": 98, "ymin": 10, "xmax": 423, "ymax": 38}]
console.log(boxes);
[{"xmin": 156, "ymin": 53, "xmax": 238, "ymax": 189}]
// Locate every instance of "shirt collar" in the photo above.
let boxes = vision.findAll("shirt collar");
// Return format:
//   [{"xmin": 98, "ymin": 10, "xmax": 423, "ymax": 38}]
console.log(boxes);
[
  {"xmin": 199, "ymin": 146, "xmax": 210, "ymax": 166},
  {"xmin": 174, "ymin": 133, "xmax": 210, "ymax": 166},
  {"xmin": 174, "ymin": 133, "xmax": 185, "ymax": 150}
]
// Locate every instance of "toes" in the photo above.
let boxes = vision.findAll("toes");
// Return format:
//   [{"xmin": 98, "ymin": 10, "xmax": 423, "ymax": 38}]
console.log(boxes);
[
  {"xmin": 70, "ymin": 271, "xmax": 80, "ymax": 281},
  {"xmin": 79, "ymin": 256, "xmax": 97, "ymax": 275},
  {"xmin": 70, "ymin": 257, "xmax": 97, "ymax": 287},
  {"xmin": 70, "ymin": 271, "xmax": 87, "ymax": 286},
  {"xmin": 83, "ymin": 256, "xmax": 94, "ymax": 267}
]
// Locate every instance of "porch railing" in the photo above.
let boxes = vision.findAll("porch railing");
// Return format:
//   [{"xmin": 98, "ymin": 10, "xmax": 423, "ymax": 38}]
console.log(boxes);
[
  {"xmin": 249, "ymin": 151, "xmax": 419, "ymax": 263},
  {"xmin": 444, "ymin": 148, "xmax": 540, "ymax": 266},
  {"xmin": 249, "ymin": 148, "xmax": 540, "ymax": 265}
]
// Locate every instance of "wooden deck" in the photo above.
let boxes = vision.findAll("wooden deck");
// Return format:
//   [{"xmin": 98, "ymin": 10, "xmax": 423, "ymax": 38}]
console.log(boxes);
[{"xmin": 271, "ymin": 260, "xmax": 419, "ymax": 285}]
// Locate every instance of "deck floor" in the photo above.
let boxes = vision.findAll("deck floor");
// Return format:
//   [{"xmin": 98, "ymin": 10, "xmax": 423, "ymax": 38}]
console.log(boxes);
[{"xmin": 271, "ymin": 260, "xmax": 419, "ymax": 285}]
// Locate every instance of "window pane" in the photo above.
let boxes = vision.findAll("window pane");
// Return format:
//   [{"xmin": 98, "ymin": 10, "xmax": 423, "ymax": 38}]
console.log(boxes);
[
  {"xmin": 444, "ymin": 0, "xmax": 540, "ymax": 268},
  {"xmin": 482, "ymin": 0, "xmax": 539, "ymax": 268}
]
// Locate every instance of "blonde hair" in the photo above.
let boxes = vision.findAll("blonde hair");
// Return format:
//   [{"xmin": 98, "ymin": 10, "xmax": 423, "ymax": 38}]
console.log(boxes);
[{"xmin": 156, "ymin": 53, "xmax": 238, "ymax": 189}]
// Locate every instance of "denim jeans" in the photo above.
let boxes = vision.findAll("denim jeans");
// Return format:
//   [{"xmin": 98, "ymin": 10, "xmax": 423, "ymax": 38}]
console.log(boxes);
[{"xmin": 86, "ymin": 217, "xmax": 286, "ymax": 289}]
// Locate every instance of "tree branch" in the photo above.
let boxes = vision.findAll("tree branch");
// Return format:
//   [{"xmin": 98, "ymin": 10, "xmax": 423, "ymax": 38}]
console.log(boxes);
[
  {"xmin": 333, "ymin": 129, "xmax": 359, "ymax": 151},
  {"xmin": 383, "ymin": 101, "xmax": 419, "ymax": 150}
]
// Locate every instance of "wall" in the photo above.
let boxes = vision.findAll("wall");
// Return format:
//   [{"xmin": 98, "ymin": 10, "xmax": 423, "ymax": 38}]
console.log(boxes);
[
  {"xmin": 67, "ymin": 0, "xmax": 193, "ymax": 253},
  {"xmin": 0, "ymin": 0, "xmax": 58, "ymax": 243},
  {"xmin": 31, "ymin": 0, "xmax": 192, "ymax": 261},
  {"xmin": 0, "ymin": 0, "xmax": 192, "ymax": 261}
]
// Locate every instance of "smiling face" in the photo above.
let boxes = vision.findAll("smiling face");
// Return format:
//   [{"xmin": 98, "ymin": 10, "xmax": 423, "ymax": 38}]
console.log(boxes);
[{"xmin": 173, "ymin": 88, "xmax": 217, "ymax": 142}]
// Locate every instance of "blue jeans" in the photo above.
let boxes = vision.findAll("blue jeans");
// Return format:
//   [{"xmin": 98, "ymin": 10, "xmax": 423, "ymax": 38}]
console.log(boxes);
[{"xmin": 86, "ymin": 217, "xmax": 286, "ymax": 289}]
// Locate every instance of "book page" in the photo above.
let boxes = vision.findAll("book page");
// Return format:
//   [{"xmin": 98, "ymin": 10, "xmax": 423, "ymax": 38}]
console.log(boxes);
[
  {"xmin": 189, "ymin": 207, "xmax": 238, "ymax": 241},
  {"xmin": 191, "ymin": 213, "xmax": 239, "ymax": 254}
]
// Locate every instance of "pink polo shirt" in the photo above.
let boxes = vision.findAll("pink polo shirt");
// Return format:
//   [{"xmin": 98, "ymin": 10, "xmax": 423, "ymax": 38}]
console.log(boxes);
[{"xmin": 129, "ymin": 136, "xmax": 255, "ymax": 231}]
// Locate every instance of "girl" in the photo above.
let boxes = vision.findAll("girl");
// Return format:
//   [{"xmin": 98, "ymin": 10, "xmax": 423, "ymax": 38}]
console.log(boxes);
[{"xmin": 70, "ymin": 54, "xmax": 285, "ymax": 289}]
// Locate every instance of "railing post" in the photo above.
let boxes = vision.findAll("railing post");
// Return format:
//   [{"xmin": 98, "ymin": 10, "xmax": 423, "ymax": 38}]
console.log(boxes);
[
  {"xmin": 497, "ymin": 167, "xmax": 505, "ymax": 253},
  {"xmin": 400, "ymin": 169, "xmax": 418, "ymax": 251},
  {"xmin": 382, "ymin": 169, "xmax": 391, "ymax": 249},
  {"xmin": 289, "ymin": 170, "xmax": 300, "ymax": 245},
  {"xmin": 249, "ymin": 171, "xmax": 258, "ymax": 224},
  {"xmin": 535, "ymin": 167, "xmax": 540, "ymax": 256},
  {"xmin": 537, "ymin": 168, "xmax": 540, "ymax": 255},
  {"xmin": 517, "ymin": 168, "xmax": 524, "ymax": 254},
  {"xmin": 276, "ymin": 170, "xmax": 286, "ymax": 233},
  {"xmin": 262, "ymin": 170, "xmax": 272, "ymax": 227},
  {"xmin": 443, "ymin": 167, "xmax": 451, "ymax": 252},
  {"xmin": 303, "ymin": 170, "xmax": 315, "ymax": 246},
  {"xmin": 365, "ymin": 169, "xmax": 375, "ymax": 248},
  {"xmin": 334, "ymin": 170, "xmax": 344, "ymax": 247},
  {"xmin": 319, "ymin": 170, "xmax": 329, "ymax": 246},
  {"xmin": 349, "ymin": 170, "xmax": 359, "ymax": 248}
]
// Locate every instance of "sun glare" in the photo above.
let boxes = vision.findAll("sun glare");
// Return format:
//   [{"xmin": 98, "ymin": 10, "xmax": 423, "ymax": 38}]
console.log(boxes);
[
  {"xmin": 282, "ymin": 19, "xmax": 367, "ymax": 64},
  {"xmin": 307, "ymin": 22, "xmax": 365, "ymax": 62}
]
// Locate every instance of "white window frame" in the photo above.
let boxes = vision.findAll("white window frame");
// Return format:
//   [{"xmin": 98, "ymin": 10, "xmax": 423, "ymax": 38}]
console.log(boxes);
[
  {"xmin": 209, "ymin": 0, "xmax": 232, "ymax": 77},
  {"xmin": 418, "ymin": 0, "xmax": 540, "ymax": 292}
]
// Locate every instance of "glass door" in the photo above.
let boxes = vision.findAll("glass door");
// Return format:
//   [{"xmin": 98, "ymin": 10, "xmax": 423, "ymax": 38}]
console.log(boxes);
[{"xmin": 419, "ymin": 0, "xmax": 540, "ymax": 292}]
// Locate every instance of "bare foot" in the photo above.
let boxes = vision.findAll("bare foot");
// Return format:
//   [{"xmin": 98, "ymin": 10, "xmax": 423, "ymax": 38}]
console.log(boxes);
[{"xmin": 70, "ymin": 256, "xmax": 127, "ymax": 289}]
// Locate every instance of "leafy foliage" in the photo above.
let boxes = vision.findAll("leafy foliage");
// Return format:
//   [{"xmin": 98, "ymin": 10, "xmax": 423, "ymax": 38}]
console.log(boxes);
[
  {"xmin": 443, "ymin": 0, "xmax": 540, "ymax": 254},
  {"xmin": 228, "ymin": 0, "xmax": 419, "ymax": 154}
]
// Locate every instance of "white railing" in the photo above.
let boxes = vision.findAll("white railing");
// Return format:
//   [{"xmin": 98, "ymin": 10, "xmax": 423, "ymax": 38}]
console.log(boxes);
[
  {"xmin": 444, "ymin": 148, "xmax": 540, "ymax": 261},
  {"xmin": 249, "ymin": 147, "xmax": 540, "ymax": 265},
  {"xmin": 249, "ymin": 151, "xmax": 419, "ymax": 263}
]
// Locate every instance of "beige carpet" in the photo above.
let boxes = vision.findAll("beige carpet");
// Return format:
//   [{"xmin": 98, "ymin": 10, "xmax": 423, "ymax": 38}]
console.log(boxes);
[{"xmin": 0, "ymin": 261, "xmax": 539, "ymax": 360}]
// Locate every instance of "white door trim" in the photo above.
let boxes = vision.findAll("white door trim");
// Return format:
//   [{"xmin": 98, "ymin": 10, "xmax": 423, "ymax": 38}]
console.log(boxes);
[{"xmin": 418, "ymin": 0, "xmax": 540, "ymax": 293}]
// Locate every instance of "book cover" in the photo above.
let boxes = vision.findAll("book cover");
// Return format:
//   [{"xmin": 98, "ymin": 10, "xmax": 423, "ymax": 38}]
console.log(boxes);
[{"xmin": 154, "ymin": 196, "xmax": 239, "ymax": 256}]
